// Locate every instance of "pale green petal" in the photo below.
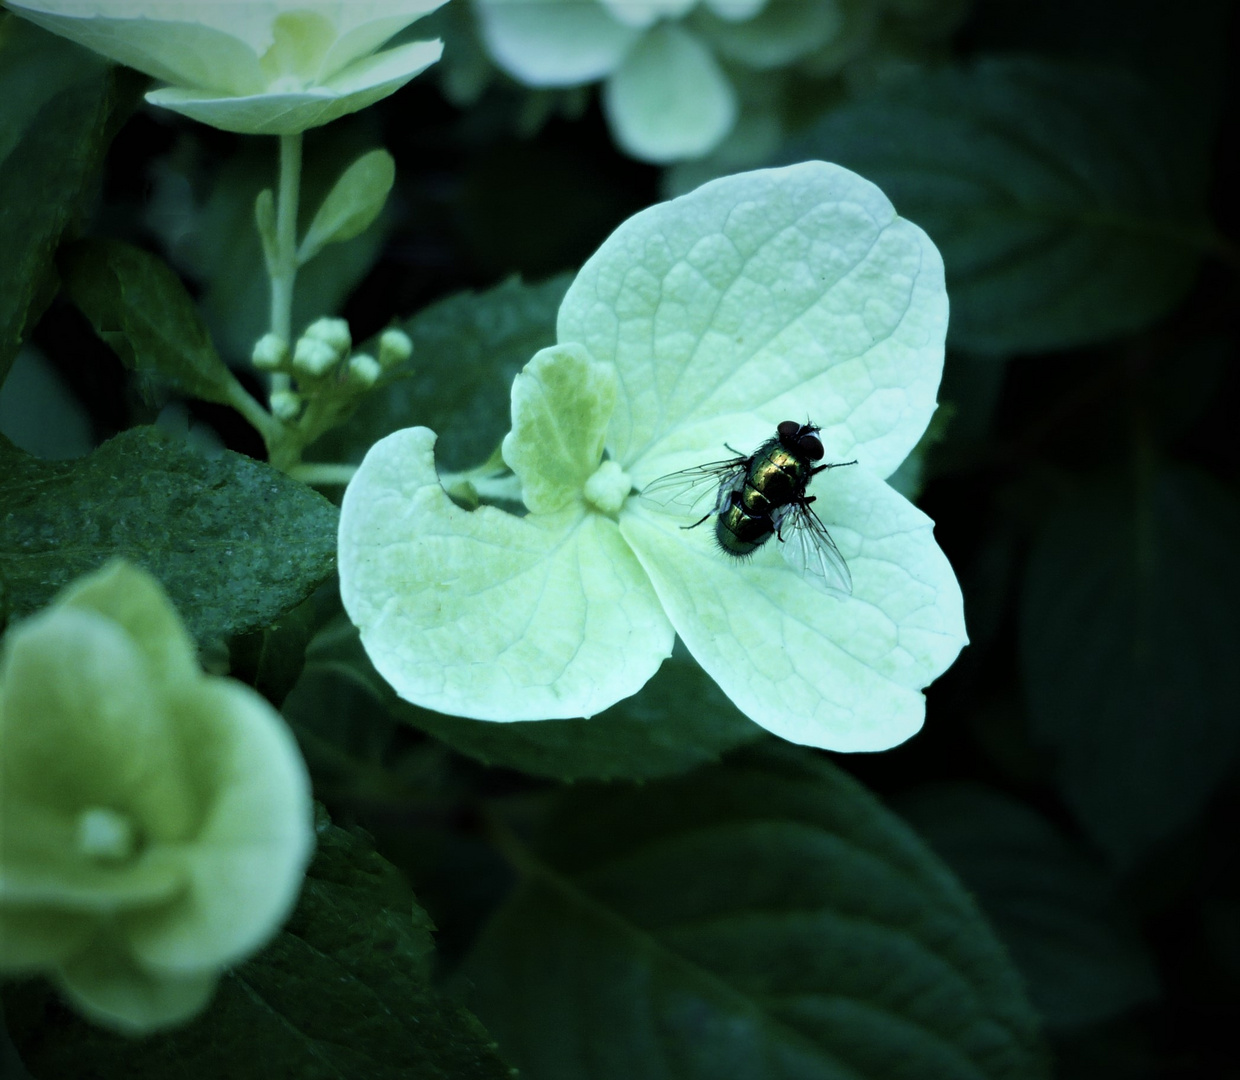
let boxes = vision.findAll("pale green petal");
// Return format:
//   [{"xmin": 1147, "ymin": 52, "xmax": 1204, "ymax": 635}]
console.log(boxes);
[
  {"xmin": 56, "ymin": 932, "xmax": 218, "ymax": 1035},
  {"xmin": 598, "ymin": 0, "xmax": 696, "ymax": 29},
  {"xmin": 7, "ymin": 2, "xmax": 446, "ymax": 89},
  {"xmin": 0, "ymin": 907, "xmax": 95, "ymax": 972},
  {"xmin": 0, "ymin": 814, "xmax": 185, "ymax": 910},
  {"xmin": 144, "ymin": 39, "xmax": 442, "ymax": 134},
  {"xmin": 702, "ymin": 0, "xmax": 769, "ymax": 19},
  {"xmin": 0, "ymin": 608, "xmax": 196, "ymax": 838},
  {"xmin": 338, "ymin": 427, "xmax": 674, "ymax": 721},
  {"xmin": 474, "ymin": 0, "xmax": 640, "ymax": 86},
  {"xmin": 602, "ymin": 23, "xmax": 737, "ymax": 164},
  {"xmin": 502, "ymin": 344, "xmax": 618, "ymax": 514},
  {"xmin": 56, "ymin": 559, "xmax": 198, "ymax": 696},
  {"xmin": 620, "ymin": 467, "xmax": 966, "ymax": 750},
  {"xmin": 315, "ymin": 1, "xmax": 452, "ymax": 78},
  {"xmin": 4, "ymin": 4, "xmax": 268, "ymax": 94},
  {"xmin": 697, "ymin": 0, "xmax": 849, "ymax": 69},
  {"xmin": 125, "ymin": 680, "xmax": 312, "ymax": 970},
  {"xmin": 559, "ymin": 161, "xmax": 948, "ymax": 481}
]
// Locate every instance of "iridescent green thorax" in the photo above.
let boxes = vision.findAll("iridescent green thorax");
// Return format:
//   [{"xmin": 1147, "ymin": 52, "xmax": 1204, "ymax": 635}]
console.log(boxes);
[{"xmin": 716, "ymin": 437, "xmax": 815, "ymax": 557}]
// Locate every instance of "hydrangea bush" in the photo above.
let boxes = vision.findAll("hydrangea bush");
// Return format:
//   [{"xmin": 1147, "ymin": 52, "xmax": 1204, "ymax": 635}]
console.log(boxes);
[{"xmin": 3, "ymin": 0, "xmax": 1225, "ymax": 1072}]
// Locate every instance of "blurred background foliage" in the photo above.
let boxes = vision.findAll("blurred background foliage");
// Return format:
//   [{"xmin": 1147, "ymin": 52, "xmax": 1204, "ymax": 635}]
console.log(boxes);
[{"xmin": 2, "ymin": 0, "xmax": 1239, "ymax": 1076}]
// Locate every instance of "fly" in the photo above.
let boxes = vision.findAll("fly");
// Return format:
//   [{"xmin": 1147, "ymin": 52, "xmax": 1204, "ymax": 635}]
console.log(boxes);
[{"xmin": 640, "ymin": 420, "xmax": 856, "ymax": 595}]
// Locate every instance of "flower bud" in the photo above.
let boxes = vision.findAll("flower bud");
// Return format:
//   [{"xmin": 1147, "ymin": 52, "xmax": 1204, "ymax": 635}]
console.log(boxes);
[
  {"xmin": 347, "ymin": 353, "xmax": 382, "ymax": 390},
  {"xmin": 270, "ymin": 389, "xmax": 303, "ymax": 420},
  {"xmin": 303, "ymin": 317, "xmax": 352, "ymax": 355},
  {"xmin": 378, "ymin": 328, "xmax": 414, "ymax": 368},
  {"xmin": 251, "ymin": 332, "xmax": 289, "ymax": 371},
  {"xmin": 292, "ymin": 338, "xmax": 340, "ymax": 379}
]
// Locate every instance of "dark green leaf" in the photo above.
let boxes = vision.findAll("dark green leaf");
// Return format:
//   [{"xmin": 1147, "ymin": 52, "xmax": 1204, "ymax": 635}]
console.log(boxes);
[
  {"xmin": 0, "ymin": 426, "xmax": 337, "ymax": 644},
  {"xmin": 0, "ymin": 18, "xmax": 118, "ymax": 381},
  {"xmin": 7, "ymin": 808, "xmax": 514, "ymax": 1080},
  {"xmin": 465, "ymin": 746, "xmax": 1048, "ymax": 1080},
  {"xmin": 309, "ymin": 274, "xmax": 570, "ymax": 471},
  {"xmin": 1020, "ymin": 466, "xmax": 1240, "ymax": 866},
  {"xmin": 896, "ymin": 783, "xmax": 1159, "ymax": 1030},
  {"xmin": 60, "ymin": 238, "xmax": 240, "ymax": 407},
  {"xmin": 785, "ymin": 57, "xmax": 1212, "ymax": 355},
  {"xmin": 288, "ymin": 616, "xmax": 765, "ymax": 783}
]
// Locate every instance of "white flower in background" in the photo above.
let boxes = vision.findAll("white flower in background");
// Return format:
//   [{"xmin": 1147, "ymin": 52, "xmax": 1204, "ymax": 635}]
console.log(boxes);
[
  {"xmin": 0, "ymin": 561, "xmax": 313, "ymax": 1033},
  {"xmin": 4, "ymin": 0, "xmax": 450, "ymax": 134},
  {"xmin": 471, "ymin": 0, "xmax": 905, "ymax": 164},
  {"xmin": 338, "ymin": 162, "xmax": 967, "ymax": 752}
]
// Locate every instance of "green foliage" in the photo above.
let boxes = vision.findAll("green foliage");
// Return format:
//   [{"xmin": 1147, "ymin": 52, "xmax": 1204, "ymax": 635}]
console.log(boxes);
[
  {"xmin": 786, "ymin": 57, "xmax": 1212, "ymax": 355},
  {"xmin": 1020, "ymin": 465, "xmax": 1240, "ymax": 867},
  {"xmin": 288, "ymin": 619, "xmax": 764, "ymax": 783},
  {"xmin": 299, "ymin": 149, "xmax": 397, "ymax": 265},
  {"xmin": 896, "ymin": 784, "xmax": 1159, "ymax": 1030},
  {"xmin": 0, "ymin": 427, "xmax": 337, "ymax": 644},
  {"xmin": 59, "ymin": 239, "xmax": 241, "ymax": 408},
  {"xmin": 6, "ymin": 808, "xmax": 513, "ymax": 1080},
  {"xmin": 465, "ymin": 747, "xmax": 1048, "ymax": 1080},
  {"xmin": 0, "ymin": 19, "xmax": 120, "ymax": 381},
  {"xmin": 309, "ymin": 274, "xmax": 570, "ymax": 471}
]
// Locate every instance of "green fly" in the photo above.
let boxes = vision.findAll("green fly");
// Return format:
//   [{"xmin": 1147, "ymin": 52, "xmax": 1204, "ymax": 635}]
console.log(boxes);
[{"xmin": 641, "ymin": 420, "xmax": 856, "ymax": 595}]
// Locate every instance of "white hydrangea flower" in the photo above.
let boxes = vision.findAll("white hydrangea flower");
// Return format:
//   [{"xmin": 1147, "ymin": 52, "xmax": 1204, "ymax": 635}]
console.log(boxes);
[
  {"xmin": 474, "ymin": 0, "xmax": 748, "ymax": 162},
  {"xmin": 471, "ymin": 0, "xmax": 880, "ymax": 164},
  {"xmin": 0, "ymin": 561, "xmax": 313, "ymax": 1033},
  {"xmin": 5, "ymin": 1, "xmax": 449, "ymax": 134},
  {"xmin": 338, "ymin": 162, "xmax": 966, "ymax": 752}
]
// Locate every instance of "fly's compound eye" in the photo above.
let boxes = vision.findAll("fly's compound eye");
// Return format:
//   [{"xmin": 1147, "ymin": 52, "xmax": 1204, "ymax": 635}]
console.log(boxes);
[
  {"xmin": 777, "ymin": 420, "xmax": 800, "ymax": 440},
  {"xmin": 798, "ymin": 434, "xmax": 824, "ymax": 461}
]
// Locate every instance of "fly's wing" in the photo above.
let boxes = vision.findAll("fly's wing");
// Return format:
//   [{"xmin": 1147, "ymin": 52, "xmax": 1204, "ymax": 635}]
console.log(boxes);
[
  {"xmin": 776, "ymin": 500, "xmax": 853, "ymax": 595},
  {"xmin": 638, "ymin": 457, "xmax": 746, "ymax": 515}
]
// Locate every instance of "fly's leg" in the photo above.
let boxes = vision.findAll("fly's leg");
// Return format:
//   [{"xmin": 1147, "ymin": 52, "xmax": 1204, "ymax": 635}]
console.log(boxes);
[
  {"xmin": 810, "ymin": 458, "xmax": 858, "ymax": 476},
  {"xmin": 681, "ymin": 512, "xmax": 712, "ymax": 531}
]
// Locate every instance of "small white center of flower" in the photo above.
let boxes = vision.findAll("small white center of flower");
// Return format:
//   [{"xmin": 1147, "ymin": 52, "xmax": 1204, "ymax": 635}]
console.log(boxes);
[
  {"xmin": 583, "ymin": 461, "xmax": 633, "ymax": 515},
  {"xmin": 76, "ymin": 807, "xmax": 137, "ymax": 862}
]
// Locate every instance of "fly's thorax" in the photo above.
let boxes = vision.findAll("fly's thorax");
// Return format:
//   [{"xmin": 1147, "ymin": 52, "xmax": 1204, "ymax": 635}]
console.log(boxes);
[
  {"xmin": 747, "ymin": 439, "xmax": 810, "ymax": 508},
  {"xmin": 716, "ymin": 490, "xmax": 773, "ymax": 557}
]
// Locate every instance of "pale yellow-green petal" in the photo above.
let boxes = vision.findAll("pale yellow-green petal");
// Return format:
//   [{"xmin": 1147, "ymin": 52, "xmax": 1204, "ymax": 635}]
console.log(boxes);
[
  {"xmin": 338, "ymin": 426, "xmax": 674, "ymax": 721},
  {"xmin": 603, "ymin": 23, "xmax": 737, "ymax": 163},
  {"xmin": 475, "ymin": 0, "xmax": 640, "ymax": 86},
  {"xmin": 559, "ymin": 161, "xmax": 948, "ymax": 482},
  {"xmin": 4, "ymin": 5, "xmax": 269, "ymax": 94},
  {"xmin": 125, "ymin": 679, "xmax": 313, "ymax": 971},
  {"xmin": 0, "ymin": 907, "xmax": 95, "ymax": 972},
  {"xmin": 55, "ymin": 932, "xmax": 218, "ymax": 1035},
  {"xmin": 620, "ymin": 467, "xmax": 966, "ymax": 750},
  {"xmin": 144, "ymin": 39, "xmax": 441, "ymax": 135},
  {"xmin": 502, "ymin": 344, "xmax": 618, "ymax": 514},
  {"xmin": 0, "ymin": 607, "xmax": 196, "ymax": 838},
  {"xmin": 56, "ymin": 559, "xmax": 199, "ymax": 695}
]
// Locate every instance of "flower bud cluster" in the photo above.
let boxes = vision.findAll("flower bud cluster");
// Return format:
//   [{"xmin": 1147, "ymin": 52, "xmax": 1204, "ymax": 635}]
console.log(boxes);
[{"xmin": 250, "ymin": 319, "xmax": 413, "ymax": 430}]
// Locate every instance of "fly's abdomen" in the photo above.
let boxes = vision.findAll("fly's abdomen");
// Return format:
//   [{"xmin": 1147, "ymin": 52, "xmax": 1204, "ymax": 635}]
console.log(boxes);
[{"xmin": 716, "ymin": 491, "xmax": 774, "ymax": 557}]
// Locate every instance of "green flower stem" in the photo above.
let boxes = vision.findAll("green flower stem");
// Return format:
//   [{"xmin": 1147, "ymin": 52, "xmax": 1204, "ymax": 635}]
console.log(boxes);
[
  {"xmin": 287, "ymin": 463, "xmax": 359, "ymax": 487},
  {"xmin": 269, "ymin": 132, "xmax": 304, "ymax": 395},
  {"xmin": 224, "ymin": 376, "xmax": 285, "ymax": 447}
]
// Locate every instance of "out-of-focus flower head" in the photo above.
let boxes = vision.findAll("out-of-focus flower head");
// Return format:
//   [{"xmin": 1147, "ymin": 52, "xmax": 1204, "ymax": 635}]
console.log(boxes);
[
  {"xmin": 4, "ymin": 0, "xmax": 450, "ymax": 134},
  {"xmin": 0, "ymin": 560, "xmax": 313, "ymax": 1032}
]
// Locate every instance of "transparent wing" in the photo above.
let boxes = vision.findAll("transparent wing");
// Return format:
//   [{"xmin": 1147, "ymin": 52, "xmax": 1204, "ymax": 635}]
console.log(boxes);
[
  {"xmin": 776, "ymin": 500, "xmax": 853, "ymax": 595},
  {"xmin": 638, "ymin": 457, "xmax": 747, "ymax": 514}
]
